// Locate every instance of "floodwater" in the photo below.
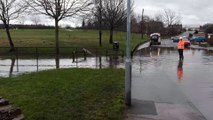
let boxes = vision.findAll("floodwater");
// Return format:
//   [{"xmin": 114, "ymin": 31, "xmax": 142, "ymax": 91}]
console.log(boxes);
[
  {"xmin": 133, "ymin": 47, "xmax": 213, "ymax": 120},
  {"xmin": 1, "ymin": 44, "xmax": 213, "ymax": 119},
  {"xmin": 0, "ymin": 56, "xmax": 124, "ymax": 77}
]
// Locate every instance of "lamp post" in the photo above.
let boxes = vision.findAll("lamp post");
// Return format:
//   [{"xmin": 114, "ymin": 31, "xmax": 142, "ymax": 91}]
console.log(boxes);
[{"xmin": 125, "ymin": 0, "xmax": 132, "ymax": 106}]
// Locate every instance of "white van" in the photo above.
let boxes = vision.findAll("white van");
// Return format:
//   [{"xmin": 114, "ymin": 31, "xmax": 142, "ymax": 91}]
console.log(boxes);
[{"xmin": 150, "ymin": 33, "xmax": 161, "ymax": 45}]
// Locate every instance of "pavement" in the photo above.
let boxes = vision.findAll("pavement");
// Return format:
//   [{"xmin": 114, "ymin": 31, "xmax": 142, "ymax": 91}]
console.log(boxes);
[
  {"xmin": 127, "ymin": 102, "xmax": 205, "ymax": 120},
  {"xmin": 126, "ymin": 37, "xmax": 213, "ymax": 120}
]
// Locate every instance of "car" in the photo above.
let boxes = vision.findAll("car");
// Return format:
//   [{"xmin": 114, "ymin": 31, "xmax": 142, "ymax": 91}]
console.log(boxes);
[
  {"xmin": 150, "ymin": 33, "xmax": 161, "ymax": 45},
  {"xmin": 172, "ymin": 36, "xmax": 188, "ymax": 43},
  {"xmin": 183, "ymin": 40, "xmax": 191, "ymax": 48},
  {"xmin": 172, "ymin": 37, "xmax": 191, "ymax": 48},
  {"xmin": 171, "ymin": 37, "xmax": 180, "ymax": 42},
  {"xmin": 191, "ymin": 37, "xmax": 207, "ymax": 42}
]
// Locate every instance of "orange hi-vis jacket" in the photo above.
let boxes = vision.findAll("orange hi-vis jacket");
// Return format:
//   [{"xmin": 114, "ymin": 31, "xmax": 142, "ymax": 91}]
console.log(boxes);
[{"xmin": 178, "ymin": 40, "xmax": 185, "ymax": 49}]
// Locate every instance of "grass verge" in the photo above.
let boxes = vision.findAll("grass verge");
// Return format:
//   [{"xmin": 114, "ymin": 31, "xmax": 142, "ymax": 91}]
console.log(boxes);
[
  {"xmin": 0, "ymin": 29, "xmax": 148, "ymax": 56},
  {"xmin": 0, "ymin": 68, "xmax": 125, "ymax": 120}
]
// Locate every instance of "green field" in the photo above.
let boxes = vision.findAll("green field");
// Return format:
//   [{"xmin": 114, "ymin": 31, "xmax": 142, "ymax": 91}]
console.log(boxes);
[
  {"xmin": 0, "ymin": 29, "xmax": 147, "ymax": 56},
  {"xmin": 0, "ymin": 68, "xmax": 125, "ymax": 120}
]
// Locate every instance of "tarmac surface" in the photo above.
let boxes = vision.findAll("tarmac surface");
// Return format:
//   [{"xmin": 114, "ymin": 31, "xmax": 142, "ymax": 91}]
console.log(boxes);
[{"xmin": 126, "ymin": 39, "xmax": 213, "ymax": 120}]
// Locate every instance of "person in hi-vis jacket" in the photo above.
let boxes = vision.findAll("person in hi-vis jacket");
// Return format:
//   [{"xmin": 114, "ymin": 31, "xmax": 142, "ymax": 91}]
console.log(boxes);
[{"xmin": 178, "ymin": 37, "xmax": 185, "ymax": 60}]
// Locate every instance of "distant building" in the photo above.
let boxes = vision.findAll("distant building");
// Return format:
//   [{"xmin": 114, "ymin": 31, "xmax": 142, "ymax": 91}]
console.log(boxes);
[
  {"xmin": 203, "ymin": 24, "xmax": 213, "ymax": 45},
  {"xmin": 166, "ymin": 24, "xmax": 183, "ymax": 36},
  {"xmin": 201, "ymin": 23, "xmax": 213, "ymax": 31},
  {"xmin": 207, "ymin": 34, "xmax": 213, "ymax": 45},
  {"xmin": 168, "ymin": 24, "xmax": 183, "ymax": 32},
  {"xmin": 183, "ymin": 24, "xmax": 200, "ymax": 31}
]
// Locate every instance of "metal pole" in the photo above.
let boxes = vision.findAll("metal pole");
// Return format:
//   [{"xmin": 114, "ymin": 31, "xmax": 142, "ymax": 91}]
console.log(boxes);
[
  {"xmin": 125, "ymin": 0, "xmax": 132, "ymax": 106},
  {"xmin": 141, "ymin": 9, "xmax": 144, "ymax": 39}
]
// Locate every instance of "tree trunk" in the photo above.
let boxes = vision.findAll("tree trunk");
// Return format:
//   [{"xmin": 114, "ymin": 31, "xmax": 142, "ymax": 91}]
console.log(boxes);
[
  {"xmin": 109, "ymin": 28, "xmax": 114, "ymax": 44},
  {"xmin": 3, "ymin": 21, "xmax": 15, "ymax": 52},
  {"xmin": 55, "ymin": 19, "xmax": 60, "ymax": 69},
  {"xmin": 99, "ymin": 9, "xmax": 102, "ymax": 46},
  {"xmin": 99, "ymin": 26, "xmax": 102, "ymax": 46},
  {"xmin": 99, "ymin": 1, "xmax": 102, "ymax": 47},
  {"xmin": 55, "ymin": 19, "xmax": 59, "ymax": 55}
]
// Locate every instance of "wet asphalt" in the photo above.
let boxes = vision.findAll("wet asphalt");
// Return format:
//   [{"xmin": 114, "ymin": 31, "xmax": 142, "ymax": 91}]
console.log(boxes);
[{"xmin": 129, "ymin": 39, "xmax": 213, "ymax": 120}]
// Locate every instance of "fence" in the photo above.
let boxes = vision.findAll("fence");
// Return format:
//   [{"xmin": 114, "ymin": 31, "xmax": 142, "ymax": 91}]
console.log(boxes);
[
  {"xmin": 0, "ymin": 47, "xmax": 124, "ymax": 64},
  {"xmin": 0, "ymin": 47, "xmax": 125, "ymax": 77}
]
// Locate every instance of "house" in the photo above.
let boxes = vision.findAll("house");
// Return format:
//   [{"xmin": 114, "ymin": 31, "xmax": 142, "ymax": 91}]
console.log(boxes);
[
  {"xmin": 207, "ymin": 34, "xmax": 213, "ymax": 45},
  {"xmin": 167, "ymin": 24, "xmax": 183, "ymax": 36},
  {"xmin": 203, "ymin": 24, "xmax": 213, "ymax": 45},
  {"xmin": 168, "ymin": 24, "xmax": 182, "ymax": 32}
]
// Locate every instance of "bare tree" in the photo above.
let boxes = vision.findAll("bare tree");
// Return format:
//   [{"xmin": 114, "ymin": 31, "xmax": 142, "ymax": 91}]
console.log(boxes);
[
  {"xmin": 162, "ymin": 8, "xmax": 181, "ymax": 27},
  {"xmin": 154, "ymin": 14, "xmax": 163, "ymax": 23},
  {"xmin": 131, "ymin": 14, "xmax": 139, "ymax": 33},
  {"xmin": 18, "ymin": 15, "xmax": 26, "ymax": 24},
  {"xmin": 93, "ymin": 0, "xmax": 103, "ymax": 46},
  {"xmin": 30, "ymin": 15, "xmax": 41, "ymax": 25},
  {"xmin": 81, "ymin": 18, "xmax": 85, "ymax": 28},
  {"xmin": 26, "ymin": 0, "xmax": 92, "ymax": 56},
  {"xmin": 102, "ymin": 0, "xmax": 127, "ymax": 44},
  {"xmin": 0, "ymin": 0, "xmax": 27, "ymax": 51}
]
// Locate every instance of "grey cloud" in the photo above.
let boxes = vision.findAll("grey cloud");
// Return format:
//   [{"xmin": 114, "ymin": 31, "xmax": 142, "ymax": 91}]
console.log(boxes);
[{"xmin": 134, "ymin": 0, "xmax": 213, "ymax": 25}]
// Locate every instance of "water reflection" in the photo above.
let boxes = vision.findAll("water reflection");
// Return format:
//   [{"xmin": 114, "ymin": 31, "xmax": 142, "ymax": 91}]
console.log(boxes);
[
  {"xmin": 56, "ymin": 56, "xmax": 60, "ymax": 69},
  {"xmin": 0, "ymin": 56, "xmax": 124, "ymax": 77},
  {"xmin": 135, "ymin": 47, "xmax": 177, "ymax": 57},
  {"xmin": 177, "ymin": 60, "xmax": 183, "ymax": 82},
  {"xmin": 1, "ymin": 47, "xmax": 213, "ymax": 78},
  {"xmin": 99, "ymin": 56, "xmax": 102, "ymax": 69},
  {"xmin": 149, "ymin": 47, "xmax": 161, "ymax": 57},
  {"xmin": 107, "ymin": 56, "xmax": 123, "ymax": 68},
  {"xmin": 9, "ymin": 58, "xmax": 15, "ymax": 77},
  {"xmin": 133, "ymin": 47, "xmax": 213, "ymax": 120}
]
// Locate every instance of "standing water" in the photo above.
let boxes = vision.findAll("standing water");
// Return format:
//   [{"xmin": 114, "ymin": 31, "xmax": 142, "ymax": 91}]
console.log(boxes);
[
  {"xmin": 132, "ymin": 47, "xmax": 213, "ymax": 120},
  {"xmin": 1, "ymin": 46, "xmax": 213, "ymax": 119},
  {"xmin": 0, "ymin": 56, "xmax": 124, "ymax": 77}
]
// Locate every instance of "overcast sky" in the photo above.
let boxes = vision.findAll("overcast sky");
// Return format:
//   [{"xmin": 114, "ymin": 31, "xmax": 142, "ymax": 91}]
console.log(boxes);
[
  {"xmin": 134, "ymin": 0, "xmax": 213, "ymax": 26},
  {"xmin": 13, "ymin": 0, "xmax": 213, "ymax": 27}
]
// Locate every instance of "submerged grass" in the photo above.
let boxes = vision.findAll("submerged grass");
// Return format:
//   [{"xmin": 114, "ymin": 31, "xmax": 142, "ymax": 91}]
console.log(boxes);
[{"xmin": 0, "ymin": 68, "xmax": 125, "ymax": 120}]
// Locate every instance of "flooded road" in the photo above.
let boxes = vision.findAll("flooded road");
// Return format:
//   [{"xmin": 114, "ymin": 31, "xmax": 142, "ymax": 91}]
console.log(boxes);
[{"xmin": 132, "ymin": 47, "xmax": 213, "ymax": 120}]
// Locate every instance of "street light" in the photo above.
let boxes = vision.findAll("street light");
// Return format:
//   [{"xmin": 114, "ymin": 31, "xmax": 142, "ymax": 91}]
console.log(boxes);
[{"xmin": 125, "ymin": 0, "xmax": 132, "ymax": 106}]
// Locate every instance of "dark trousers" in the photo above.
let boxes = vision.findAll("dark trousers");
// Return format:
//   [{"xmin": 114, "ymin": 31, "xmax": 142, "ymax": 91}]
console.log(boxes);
[{"xmin": 178, "ymin": 49, "xmax": 184, "ymax": 60}]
